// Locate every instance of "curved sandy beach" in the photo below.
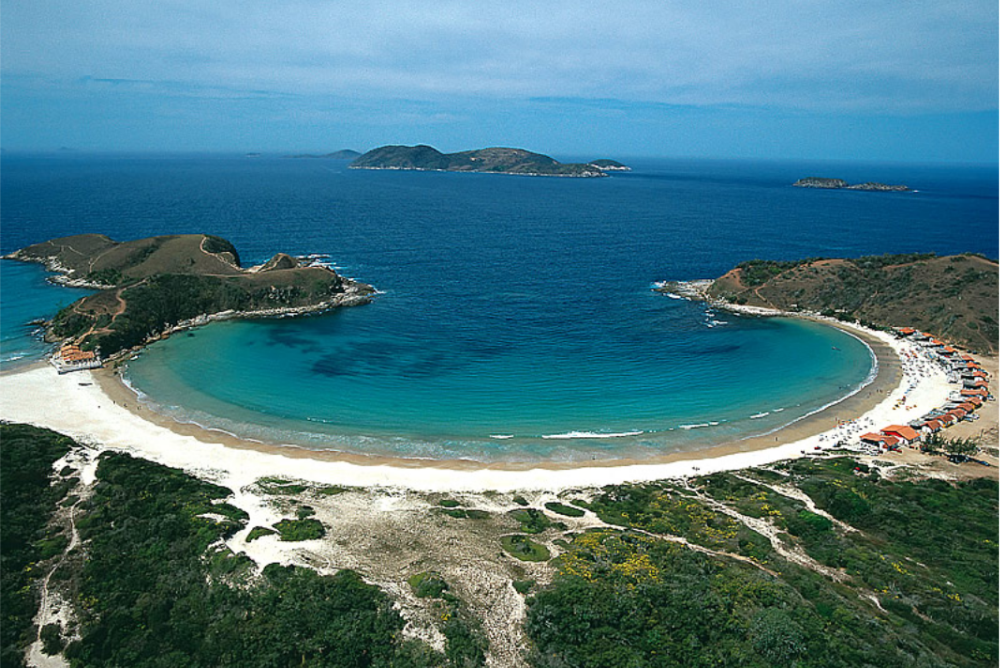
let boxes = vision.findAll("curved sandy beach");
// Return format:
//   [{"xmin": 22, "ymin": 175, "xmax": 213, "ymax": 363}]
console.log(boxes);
[{"xmin": 1, "ymin": 313, "xmax": 975, "ymax": 492}]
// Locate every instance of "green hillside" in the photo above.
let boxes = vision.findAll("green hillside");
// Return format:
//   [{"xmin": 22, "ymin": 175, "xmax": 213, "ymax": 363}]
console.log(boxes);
[
  {"xmin": 8, "ymin": 234, "xmax": 372, "ymax": 357},
  {"xmin": 707, "ymin": 253, "xmax": 998, "ymax": 353},
  {"xmin": 9, "ymin": 234, "xmax": 243, "ymax": 286}
]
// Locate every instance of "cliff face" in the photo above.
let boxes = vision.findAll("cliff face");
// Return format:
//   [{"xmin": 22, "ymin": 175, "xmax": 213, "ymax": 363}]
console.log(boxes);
[
  {"xmin": 350, "ymin": 145, "xmax": 617, "ymax": 177},
  {"xmin": 707, "ymin": 254, "xmax": 999, "ymax": 353}
]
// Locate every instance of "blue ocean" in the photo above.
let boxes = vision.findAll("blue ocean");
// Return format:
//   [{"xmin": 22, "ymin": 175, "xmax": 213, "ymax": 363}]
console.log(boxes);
[{"xmin": 1, "ymin": 154, "xmax": 996, "ymax": 461}]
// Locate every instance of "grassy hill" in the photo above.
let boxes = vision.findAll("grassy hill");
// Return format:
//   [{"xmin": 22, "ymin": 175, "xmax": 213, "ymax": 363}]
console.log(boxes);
[
  {"xmin": 9, "ymin": 233, "xmax": 243, "ymax": 286},
  {"xmin": 350, "ymin": 145, "xmax": 621, "ymax": 177},
  {"xmin": 707, "ymin": 253, "xmax": 998, "ymax": 353},
  {"xmin": 8, "ymin": 234, "xmax": 372, "ymax": 356}
]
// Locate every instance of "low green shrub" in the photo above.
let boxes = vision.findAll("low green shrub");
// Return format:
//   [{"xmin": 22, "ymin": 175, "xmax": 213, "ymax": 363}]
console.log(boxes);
[
  {"xmin": 274, "ymin": 518, "xmax": 325, "ymax": 541},
  {"xmin": 544, "ymin": 501, "xmax": 585, "ymax": 518},
  {"xmin": 501, "ymin": 535, "xmax": 550, "ymax": 562}
]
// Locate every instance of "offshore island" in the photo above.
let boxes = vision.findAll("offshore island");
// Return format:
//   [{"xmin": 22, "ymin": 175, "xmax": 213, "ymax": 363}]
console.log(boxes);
[
  {"xmin": 793, "ymin": 177, "xmax": 911, "ymax": 192},
  {"xmin": 1, "ymin": 241, "xmax": 997, "ymax": 666},
  {"xmin": 349, "ymin": 144, "xmax": 630, "ymax": 177}
]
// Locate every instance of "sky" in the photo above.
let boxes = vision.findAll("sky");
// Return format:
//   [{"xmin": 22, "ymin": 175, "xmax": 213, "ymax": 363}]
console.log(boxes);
[{"xmin": 2, "ymin": 1, "xmax": 997, "ymax": 163}]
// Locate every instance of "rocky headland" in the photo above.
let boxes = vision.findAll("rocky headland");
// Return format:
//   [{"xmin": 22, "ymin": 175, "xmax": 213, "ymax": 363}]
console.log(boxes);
[
  {"xmin": 658, "ymin": 253, "xmax": 998, "ymax": 353},
  {"xmin": 5, "ymin": 234, "xmax": 374, "ymax": 358}
]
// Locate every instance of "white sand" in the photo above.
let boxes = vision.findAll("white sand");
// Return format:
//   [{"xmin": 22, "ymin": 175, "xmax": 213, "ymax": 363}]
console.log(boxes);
[{"xmin": 0, "ymin": 326, "xmax": 956, "ymax": 492}]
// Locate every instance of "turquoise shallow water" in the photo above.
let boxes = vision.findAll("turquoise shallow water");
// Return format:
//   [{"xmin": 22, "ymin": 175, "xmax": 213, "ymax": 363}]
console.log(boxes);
[
  {"xmin": 2, "ymin": 155, "xmax": 994, "ymax": 462},
  {"xmin": 0, "ymin": 261, "xmax": 94, "ymax": 369},
  {"xmin": 121, "ymin": 302, "xmax": 875, "ymax": 462}
]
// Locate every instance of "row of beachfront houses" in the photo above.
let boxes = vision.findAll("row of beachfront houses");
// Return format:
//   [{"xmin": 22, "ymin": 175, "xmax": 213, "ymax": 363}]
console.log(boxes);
[{"xmin": 858, "ymin": 328, "xmax": 992, "ymax": 451}]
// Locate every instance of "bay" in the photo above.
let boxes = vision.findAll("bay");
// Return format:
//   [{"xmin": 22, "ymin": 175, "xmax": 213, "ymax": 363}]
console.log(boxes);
[{"xmin": 2, "ymin": 154, "xmax": 995, "ymax": 460}]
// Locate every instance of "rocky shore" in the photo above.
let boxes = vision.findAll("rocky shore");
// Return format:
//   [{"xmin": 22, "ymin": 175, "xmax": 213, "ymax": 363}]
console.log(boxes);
[{"xmin": 3, "ymin": 251, "xmax": 116, "ymax": 290}]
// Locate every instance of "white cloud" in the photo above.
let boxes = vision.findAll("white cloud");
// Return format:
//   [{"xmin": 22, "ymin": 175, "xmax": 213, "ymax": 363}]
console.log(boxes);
[{"xmin": 2, "ymin": 0, "xmax": 996, "ymax": 113}]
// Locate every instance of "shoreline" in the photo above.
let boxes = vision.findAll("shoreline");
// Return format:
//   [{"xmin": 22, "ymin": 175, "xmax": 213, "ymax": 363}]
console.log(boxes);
[
  {"xmin": 2, "ymin": 313, "xmax": 962, "ymax": 492},
  {"xmin": 1, "ymin": 248, "xmax": 376, "ymax": 362},
  {"xmin": 92, "ymin": 314, "xmax": 900, "ymax": 472}
]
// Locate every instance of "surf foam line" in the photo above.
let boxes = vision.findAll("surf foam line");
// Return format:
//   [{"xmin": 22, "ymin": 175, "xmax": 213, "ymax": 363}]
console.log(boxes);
[
  {"xmin": 541, "ymin": 430, "xmax": 644, "ymax": 439},
  {"xmin": 679, "ymin": 421, "xmax": 721, "ymax": 430},
  {"xmin": 738, "ymin": 326, "xmax": 880, "ymax": 441}
]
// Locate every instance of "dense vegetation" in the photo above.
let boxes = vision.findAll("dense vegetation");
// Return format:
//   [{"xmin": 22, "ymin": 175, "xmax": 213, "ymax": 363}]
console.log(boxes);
[
  {"xmin": 4, "ymin": 423, "xmax": 996, "ymax": 667},
  {"xmin": 350, "ymin": 145, "xmax": 618, "ymax": 177},
  {"xmin": 543, "ymin": 502, "xmax": 585, "ymax": 518},
  {"xmin": 710, "ymin": 253, "xmax": 998, "ymax": 351},
  {"xmin": 60, "ymin": 271, "xmax": 350, "ymax": 354},
  {"xmin": 61, "ymin": 451, "xmax": 444, "ymax": 667},
  {"xmin": 0, "ymin": 424, "xmax": 508, "ymax": 667},
  {"xmin": 734, "ymin": 258, "xmax": 820, "ymax": 287},
  {"xmin": 0, "ymin": 423, "xmax": 74, "ymax": 668},
  {"xmin": 11, "ymin": 233, "xmax": 368, "ymax": 356},
  {"xmin": 526, "ymin": 457, "xmax": 998, "ymax": 667},
  {"xmin": 0, "ymin": 426, "xmax": 440, "ymax": 668}
]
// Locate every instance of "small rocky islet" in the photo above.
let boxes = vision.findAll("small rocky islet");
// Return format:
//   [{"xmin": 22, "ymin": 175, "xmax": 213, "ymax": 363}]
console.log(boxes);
[{"xmin": 793, "ymin": 176, "xmax": 910, "ymax": 191}]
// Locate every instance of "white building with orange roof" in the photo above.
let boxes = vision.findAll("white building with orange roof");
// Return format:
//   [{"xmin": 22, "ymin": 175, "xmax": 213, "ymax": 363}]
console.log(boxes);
[
  {"xmin": 881, "ymin": 424, "xmax": 920, "ymax": 445},
  {"xmin": 52, "ymin": 342, "xmax": 102, "ymax": 373}
]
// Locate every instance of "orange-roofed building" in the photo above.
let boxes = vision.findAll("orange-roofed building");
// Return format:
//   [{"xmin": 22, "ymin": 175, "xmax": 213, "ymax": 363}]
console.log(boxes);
[
  {"xmin": 59, "ymin": 343, "xmax": 96, "ymax": 363},
  {"xmin": 860, "ymin": 433, "xmax": 890, "ymax": 446},
  {"xmin": 961, "ymin": 389, "xmax": 988, "ymax": 397},
  {"xmin": 882, "ymin": 425, "xmax": 920, "ymax": 444},
  {"xmin": 922, "ymin": 420, "xmax": 943, "ymax": 433},
  {"xmin": 938, "ymin": 414, "xmax": 957, "ymax": 427},
  {"xmin": 53, "ymin": 342, "xmax": 101, "ymax": 373},
  {"xmin": 897, "ymin": 327, "xmax": 916, "ymax": 335},
  {"xmin": 948, "ymin": 408, "xmax": 968, "ymax": 420}
]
